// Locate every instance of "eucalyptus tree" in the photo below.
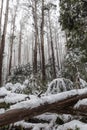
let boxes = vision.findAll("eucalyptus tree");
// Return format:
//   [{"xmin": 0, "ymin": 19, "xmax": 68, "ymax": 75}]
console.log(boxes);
[
  {"xmin": 0, "ymin": 0, "xmax": 10, "ymax": 86},
  {"xmin": 21, "ymin": 0, "xmax": 46, "ymax": 81},
  {"xmin": 46, "ymin": 2, "xmax": 57, "ymax": 78},
  {"xmin": 21, "ymin": 0, "xmax": 40, "ymax": 74},
  {"xmin": 40, "ymin": 0, "xmax": 46, "ymax": 81},
  {"xmin": 32, "ymin": 0, "xmax": 38, "ymax": 74}
]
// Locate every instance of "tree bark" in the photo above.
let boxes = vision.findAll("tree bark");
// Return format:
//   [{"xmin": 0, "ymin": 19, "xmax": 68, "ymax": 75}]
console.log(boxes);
[
  {"xmin": 41, "ymin": 0, "xmax": 46, "ymax": 81},
  {"xmin": 46, "ymin": 18, "xmax": 51, "ymax": 62},
  {"xmin": 55, "ymin": 29, "xmax": 60, "ymax": 70},
  {"xmin": 0, "ymin": 0, "xmax": 10, "ymax": 86},
  {"xmin": 32, "ymin": 0, "xmax": 38, "ymax": 74},
  {"xmin": 0, "ymin": 0, "xmax": 4, "ymax": 43},
  {"xmin": 18, "ymin": 22, "xmax": 22, "ymax": 65},
  {"xmin": 38, "ymin": 34, "xmax": 42, "ymax": 70}
]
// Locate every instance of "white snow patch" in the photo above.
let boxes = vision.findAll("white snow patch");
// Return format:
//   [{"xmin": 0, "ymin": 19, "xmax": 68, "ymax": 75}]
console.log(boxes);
[
  {"xmin": 4, "ymin": 93, "xmax": 28, "ymax": 104},
  {"xmin": 74, "ymin": 98, "xmax": 87, "ymax": 108},
  {"xmin": 58, "ymin": 120, "xmax": 87, "ymax": 130},
  {"xmin": 0, "ymin": 98, "xmax": 4, "ymax": 103},
  {"xmin": 0, "ymin": 87, "xmax": 10, "ymax": 96},
  {"xmin": 10, "ymin": 88, "xmax": 87, "ymax": 110},
  {"xmin": 15, "ymin": 121, "xmax": 48, "ymax": 129},
  {"xmin": 5, "ymin": 83, "xmax": 14, "ymax": 90},
  {"xmin": 0, "ymin": 109, "xmax": 5, "ymax": 114},
  {"xmin": 5, "ymin": 82, "xmax": 27, "ymax": 92},
  {"xmin": 36, "ymin": 113, "xmax": 58, "ymax": 122},
  {"xmin": 80, "ymin": 78, "xmax": 87, "ymax": 88},
  {"xmin": 23, "ymin": 79, "xmax": 29, "ymax": 86}
]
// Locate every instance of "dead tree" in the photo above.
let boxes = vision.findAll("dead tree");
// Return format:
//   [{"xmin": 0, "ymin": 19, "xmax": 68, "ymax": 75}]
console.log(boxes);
[{"xmin": 0, "ymin": 90, "xmax": 87, "ymax": 126}]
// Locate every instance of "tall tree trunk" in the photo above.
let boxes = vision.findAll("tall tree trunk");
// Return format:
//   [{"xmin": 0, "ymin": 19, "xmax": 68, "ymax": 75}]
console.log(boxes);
[
  {"xmin": 13, "ymin": 48, "xmax": 15, "ymax": 66},
  {"xmin": 46, "ymin": 18, "xmax": 50, "ymax": 62},
  {"xmin": 0, "ymin": 0, "xmax": 10, "ymax": 86},
  {"xmin": 8, "ymin": 24, "xmax": 15, "ymax": 75},
  {"xmin": 32, "ymin": 1, "xmax": 38, "ymax": 74},
  {"xmin": 32, "ymin": 32, "xmax": 34, "ymax": 69},
  {"xmin": 41, "ymin": 0, "xmax": 46, "ymax": 81},
  {"xmin": 26, "ymin": 37, "xmax": 30, "ymax": 63},
  {"xmin": 55, "ymin": 29, "xmax": 60, "ymax": 70},
  {"xmin": 38, "ymin": 35, "xmax": 42, "ymax": 70},
  {"xmin": 8, "ymin": 38, "xmax": 13, "ymax": 75},
  {"xmin": 0, "ymin": 0, "xmax": 4, "ymax": 43},
  {"xmin": 48, "ymin": 11, "xmax": 56, "ymax": 79},
  {"xmin": 18, "ymin": 22, "xmax": 22, "ymax": 65}
]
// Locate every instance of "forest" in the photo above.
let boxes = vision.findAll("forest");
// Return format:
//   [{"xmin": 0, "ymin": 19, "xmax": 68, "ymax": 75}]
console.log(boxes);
[{"xmin": 0, "ymin": 0, "xmax": 87, "ymax": 130}]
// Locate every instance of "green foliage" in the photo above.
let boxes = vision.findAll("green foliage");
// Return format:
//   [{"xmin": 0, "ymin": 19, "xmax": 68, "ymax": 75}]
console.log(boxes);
[
  {"xmin": 56, "ymin": 117, "xmax": 64, "ymax": 125},
  {"xmin": 59, "ymin": 0, "xmax": 87, "ymax": 81},
  {"xmin": 46, "ymin": 78, "xmax": 73, "ymax": 94},
  {"xmin": 59, "ymin": 0, "xmax": 87, "ymax": 52},
  {"xmin": 7, "ymin": 59, "xmax": 60, "ymax": 94},
  {"xmin": 61, "ymin": 50, "xmax": 87, "ymax": 81},
  {"xmin": 8, "ymin": 63, "xmax": 32, "ymax": 84}
]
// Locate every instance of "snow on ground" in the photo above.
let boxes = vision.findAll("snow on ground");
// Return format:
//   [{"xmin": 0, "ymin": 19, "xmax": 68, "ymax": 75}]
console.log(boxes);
[
  {"xmin": 0, "ymin": 94, "xmax": 29, "ymax": 104},
  {"xmin": 4, "ymin": 93, "xmax": 28, "ymax": 104},
  {"xmin": 58, "ymin": 114, "xmax": 73, "ymax": 123},
  {"xmin": 0, "ymin": 109, "xmax": 5, "ymax": 114},
  {"xmin": 10, "ymin": 88, "xmax": 87, "ymax": 110},
  {"xmin": 15, "ymin": 120, "xmax": 48, "ymax": 129},
  {"xmin": 57, "ymin": 120, "xmax": 87, "ymax": 130},
  {"xmin": 14, "ymin": 117, "xmax": 87, "ymax": 130},
  {"xmin": 36, "ymin": 113, "xmax": 58, "ymax": 122},
  {"xmin": 5, "ymin": 83, "xmax": 14, "ymax": 90},
  {"xmin": 15, "ymin": 119, "xmax": 87, "ymax": 130},
  {"xmin": 0, "ymin": 87, "xmax": 10, "ymax": 96},
  {"xmin": 35, "ymin": 113, "xmax": 73, "ymax": 124},
  {"xmin": 1, "ymin": 79, "xmax": 87, "ymax": 130},
  {"xmin": 0, "ymin": 98, "xmax": 4, "ymax": 103},
  {"xmin": 74, "ymin": 98, "xmax": 87, "ymax": 108},
  {"xmin": 5, "ymin": 82, "xmax": 26, "ymax": 93},
  {"xmin": 80, "ymin": 78, "xmax": 87, "ymax": 88},
  {"xmin": 0, "ymin": 87, "xmax": 29, "ymax": 104}
]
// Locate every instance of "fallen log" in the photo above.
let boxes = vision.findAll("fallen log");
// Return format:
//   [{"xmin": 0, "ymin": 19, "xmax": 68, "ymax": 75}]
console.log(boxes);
[{"xmin": 0, "ymin": 89, "xmax": 87, "ymax": 126}]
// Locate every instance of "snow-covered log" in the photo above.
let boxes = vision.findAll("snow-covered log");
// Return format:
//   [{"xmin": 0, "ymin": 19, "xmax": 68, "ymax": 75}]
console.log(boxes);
[{"xmin": 0, "ymin": 89, "xmax": 87, "ymax": 126}]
